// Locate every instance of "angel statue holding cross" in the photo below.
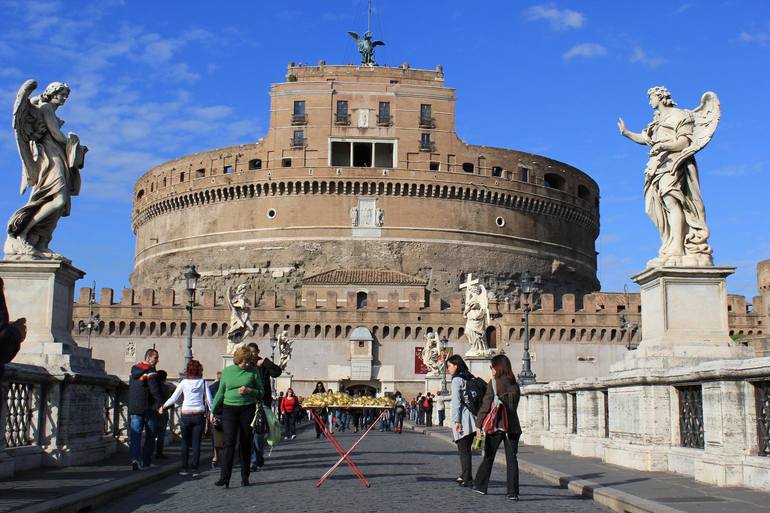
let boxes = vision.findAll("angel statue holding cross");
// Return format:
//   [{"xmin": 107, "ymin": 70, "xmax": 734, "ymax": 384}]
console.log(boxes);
[
  {"xmin": 460, "ymin": 274, "xmax": 491, "ymax": 357},
  {"xmin": 4, "ymin": 80, "xmax": 87, "ymax": 260}
]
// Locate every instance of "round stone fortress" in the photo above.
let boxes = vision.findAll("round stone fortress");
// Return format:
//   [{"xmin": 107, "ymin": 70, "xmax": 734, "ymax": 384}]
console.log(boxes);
[{"xmin": 131, "ymin": 63, "xmax": 600, "ymax": 299}]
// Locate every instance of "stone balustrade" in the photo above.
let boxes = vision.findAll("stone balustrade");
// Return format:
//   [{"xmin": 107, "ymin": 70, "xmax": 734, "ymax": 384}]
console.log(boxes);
[
  {"xmin": 518, "ymin": 356, "xmax": 770, "ymax": 492},
  {"xmin": 0, "ymin": 362, "xmax": 126, "ymax": 479}
]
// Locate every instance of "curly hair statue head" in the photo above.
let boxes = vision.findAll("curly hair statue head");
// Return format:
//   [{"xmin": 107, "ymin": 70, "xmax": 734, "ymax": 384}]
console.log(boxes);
[
  {"xmin": 647, "ymin": 86, "xmax": 677, "ymax": 107},
  {"xmin": 41, "ymin": 82, "xmax": 71, "ymax": 102}
]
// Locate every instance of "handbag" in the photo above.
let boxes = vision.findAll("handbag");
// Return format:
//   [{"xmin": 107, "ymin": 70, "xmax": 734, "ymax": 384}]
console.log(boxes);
[
  {"xmin": 252, "ymin": 403, "xmax": 270, "ymax": 435},
  {"xmin": 480, "ymin": 379, "xmax": 509, "ymax": 435}
]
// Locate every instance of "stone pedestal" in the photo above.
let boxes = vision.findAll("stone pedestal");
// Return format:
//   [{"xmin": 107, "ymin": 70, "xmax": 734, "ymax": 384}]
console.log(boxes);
[
  {"xmin": 222, "ymin": 353, "xmax": 233, "ymax": 369},
  {"xmin": 466, "ymin": 354, "xmax": 493, "ymax": 379},
  {"xmin": 275, "ymin": 374, "xmax": 292, "ymax": 393},
  {"xmin": 612, "ymin": 266, "xmax": 752, "ymax": 372},
  {"xmin": 0, "ymin": 260, "xmax": 102, "ymax": 373},
  {"xmin": 424, "ymin": 374, "xmax": 444, "ymax": 394}
]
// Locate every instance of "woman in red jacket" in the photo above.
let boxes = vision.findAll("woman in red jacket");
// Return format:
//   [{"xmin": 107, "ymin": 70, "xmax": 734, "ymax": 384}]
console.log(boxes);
[{"xmin": 280, "ymin": 388, "xmax": 299, "ymax": 440}]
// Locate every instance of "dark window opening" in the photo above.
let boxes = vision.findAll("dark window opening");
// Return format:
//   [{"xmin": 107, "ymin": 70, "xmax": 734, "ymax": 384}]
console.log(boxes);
[
  {"xmin": 223, "ymin": 165, "xmax": 233, "ymax": 174},
  {"xmin": 248, "ymin": 159, "xmax": 262, "ymax": 170},
  {"xmin": 420, "ymin": 104, "xmax": 433, "ymax": 128},
  {"xmin": 419, "ymin": 133, "xmax": 433, "ymax": 152},
  {"xmin": 492, "ymin": 166, "xmax": 503, "ymax": 177},
  {"xmin": 378, "ymin": 102, "xmax": 391, "ymax": 125},
  {"xmin": 292, "ymin": 100, "xmax": 306, "ymax": 124},
  {"xmin": 195, "ymin": 168, "xmax": 205, "ymax": 178},
  {"xmin": 353, "ymin": 142, "xmax": 372, "ymax": 167},
  {"xmin": 578, "ymin": 184, "xmax": 591, "ymax": 200},
  {"xmin": 462, "ymin": 162, "xmax": 474, "ymax": 173},
  {"xmin": 281, "ymin": 158, "xmax": 292, "ymax": 167},
  {"xmin": 520, "ymin": 167, "xmax": 530, "ymax": 182},
  {"xmin": 150, "ymin": 183, "xmax": 154, "ymax": 192},
  {"xmin": 179, "ymin": 172, "xmax": 185, "ymax": 182},
  {"xmin": 162, "ymin": 177, "xmax": 167, "ymax": 187},
  {"xmin": 374, "ymin": 142, "xmax": 394, "ymax": 168},
  {"xmin": 291, "ymin": 130, "xmax": 305, "ymax": 148},
  {"xmin": 544, "ymin": 173, "xmax": 566, "ymax": 190},
  {"xmin": 335, "ymin": 100, "xmax": 349, "ymax": 125},
  {"xmin": 356, "ymin": 291, "xmax": 368, "ymax": 309},
  {"xmin": 136, "ymin": 189, "xmax": 145, "ymax": 201},
  {"xmin": 331, "ymin": 141, "xmax": 351, "ymax": 166},
  {"xmin": 430, "ymin": 161, "xmax": 440, "ymax": 171}
]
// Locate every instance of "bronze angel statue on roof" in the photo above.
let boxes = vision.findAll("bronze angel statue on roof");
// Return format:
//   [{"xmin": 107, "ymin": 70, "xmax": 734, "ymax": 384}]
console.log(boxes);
[
  {"xmin": 618, "ymin": 87, "xmax": 719, "ymax": 268},
  {"xmin": 348, "ymin": 31, "xmax": 384, "ymax": 65},
  {"xmin": 4, "ymin": 80, "xmax": 87, "ymax": 260}
]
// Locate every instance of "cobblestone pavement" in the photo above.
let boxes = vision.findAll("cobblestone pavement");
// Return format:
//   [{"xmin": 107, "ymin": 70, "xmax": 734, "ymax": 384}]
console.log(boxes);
[{"xmin": 94, "ymin": 425, "xmax": 607, "ymax": 513}]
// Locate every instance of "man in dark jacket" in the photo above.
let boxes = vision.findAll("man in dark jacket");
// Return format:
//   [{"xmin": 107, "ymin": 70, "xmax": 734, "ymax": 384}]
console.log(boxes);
[
  {"xmin": 0, "ymin": 277, "xmax": 26, "ymax": 384},
  {"xmin": 246, "ymin": 342, "xmax": 282, "ymax": 471},
  {"xmin": 128, "ymin": 348, "xmax": 164, "ymax": 470}
]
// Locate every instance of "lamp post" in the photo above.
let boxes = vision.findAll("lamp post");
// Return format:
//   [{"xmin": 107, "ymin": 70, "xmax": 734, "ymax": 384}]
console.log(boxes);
[
  {"xmin": 517, "ymin": 271, "xmax": 539, "ymax": 386},
  {"xmin": 270, "ymin": 334, "xmax": 278, "ymax": 401},
  {"xmin": 181, "ymin": 265, "xmax": 200, "ymax": 377},
  {"xmin": 77, "ymin": 280, "xmax": 100, "ymax": 349},
  {"xmin": 439, "ymin": 335, "xmax": 449, "ymax": 395}
]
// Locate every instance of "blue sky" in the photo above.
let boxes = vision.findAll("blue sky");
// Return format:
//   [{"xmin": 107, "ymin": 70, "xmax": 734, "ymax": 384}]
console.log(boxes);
[{"xmin": 0, "ymin": 1, "xmax": 768, "ymax": 300}]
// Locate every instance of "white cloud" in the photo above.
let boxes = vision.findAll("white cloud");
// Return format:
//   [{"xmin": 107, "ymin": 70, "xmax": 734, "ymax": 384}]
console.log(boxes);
[
  {"xmin": 524, "ymin": 4, "xmax": 585, "ymax": 30},
  {"xmin": 563, "ymin": 43, "xmax": 607, "ymax": 60},
  {"xmin": 672, "ymin": 3, "xmax": 694, "ymax": 15},
  {"xmin": 740, "ymin": 31, "xmax": 770, "ymax": 46},
  {"xmin": 709, "ymin": 162, "xmax": 764, "ymax": 177},
  {"xmin": 630, "ymin": 46, "xmax": 666, "ymax": 68}
]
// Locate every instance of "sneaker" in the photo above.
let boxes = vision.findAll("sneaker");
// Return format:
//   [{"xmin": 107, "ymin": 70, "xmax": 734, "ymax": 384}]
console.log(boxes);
[
  {"xmin": 179, "ymin": 471, "xmax": 189, "ymax": 476},
  {"xmin": 472, "ymin": 487, "xmax": 487, "ymax": 495},
  {"xmin": 290, "ymin": 434, "xmax": 296, "ymax": 440},
  {"xmin": 506, "ymin": 494, "xmax": 519, "ymax": 501},
  {"xmin": 192, "ymin": 472, "xmax": 201, "ymax": 478},
  {"xmin": 131, "ymin": 460, "xmax": 142, "ymax": 471}
]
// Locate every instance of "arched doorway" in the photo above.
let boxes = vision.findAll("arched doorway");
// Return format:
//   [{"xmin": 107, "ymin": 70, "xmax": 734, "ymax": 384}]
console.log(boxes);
[{"xmin": 485, "ymin": 326, "xmax": 497, "ymax": 349}]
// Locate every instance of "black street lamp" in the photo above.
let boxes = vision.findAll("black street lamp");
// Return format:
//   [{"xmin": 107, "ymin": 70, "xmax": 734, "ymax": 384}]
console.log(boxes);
[
  {"xmin": 517, "ymin": 271, "xmax": 539, "ymax": 386},
  {"xmin": 182, "ymin": 264, "xmax": 200, "ymax": 377},
  {"xmin": 440, "ymin": 335, "xmax": 449, "ymax": 395}
]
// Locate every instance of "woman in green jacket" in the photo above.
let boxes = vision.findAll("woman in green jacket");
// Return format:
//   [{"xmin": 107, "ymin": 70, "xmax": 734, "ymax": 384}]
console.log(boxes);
[{"xmin": 211, "ymin": 346, "xmax": 264, "ymax": 488}]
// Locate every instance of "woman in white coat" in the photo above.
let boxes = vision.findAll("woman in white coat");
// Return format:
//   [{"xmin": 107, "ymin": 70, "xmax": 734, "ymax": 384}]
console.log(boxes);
[{"xmin": 448, "ymin": 354, "xmax": 477, "ymax": 486}]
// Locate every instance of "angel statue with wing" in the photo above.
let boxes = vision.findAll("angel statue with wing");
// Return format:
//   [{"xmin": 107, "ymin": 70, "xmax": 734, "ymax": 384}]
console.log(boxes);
[
  {"xmin": 225, "ymin": 283, "xmax": 256, "ymax": 354},
  {"xmin": 348, "ymin": 31, "xmax": 384, "ymax": 65},
  {"xmin": 463, "ymin": 283, "xmax": 491, "ymax": 356},
  {"xmin": 4, "ymin": 80, "xmax": 87, "ymax": 260},
  {"xmin": 277, "ymin": 329, "xmax": 293, "ymax": 371},
  {"xmin": 618, "ymin": 87, "xmax": 719, "ymax": 268}
]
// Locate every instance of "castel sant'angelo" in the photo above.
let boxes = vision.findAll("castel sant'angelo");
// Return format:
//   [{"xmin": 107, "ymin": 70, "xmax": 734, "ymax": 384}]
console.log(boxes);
[{"xmin": 73, "ymin": 41, "xmax": 766, "ymax": 396}]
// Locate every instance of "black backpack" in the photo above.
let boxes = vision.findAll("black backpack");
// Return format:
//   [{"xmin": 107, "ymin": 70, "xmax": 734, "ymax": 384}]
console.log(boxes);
[{"xmin": 464, "ymin": 375, "xmax": 487, "ymax": 415}]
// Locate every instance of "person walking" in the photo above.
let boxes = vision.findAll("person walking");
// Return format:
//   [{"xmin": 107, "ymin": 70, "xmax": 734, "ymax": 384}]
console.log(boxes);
[
  {"xmin": 208, "ymin": 371, "xmax": 223, "ymax": 469},
  {"xmin": 210, "ymin": 346, "xmax": 264, "ymax": 488},
  {"xmin": 393, "ymin": 391, "xmax": 406, "ymax": 433},
  {"xmin": 280, "ymin": 388, "xmax": 299, "ymax": 440},
  {"xmin": 425, "ymin": 392, "xmax": 434, "ymax": 427},
  {"xmin": 160, "ymin": 360, "xmax": 213, "ymax": 477},
  {"xmin": 311, "ymin": 381, "xmax": 326, "ymax": 439},
  {"xmin": 154, "ymin": 370, "xmax": 173, "ymax": 460},
  {"xmin": 246, "ymin": 342, "xmax": 282, "ymax": 472},
  {"xmin": 447, "ymin": 354, "xmax": 476, "ymax": 487},
  {"xmin": 472, "ymin": 354, "xmax": 522, "ymax": 500},
  {"xmin": 416, "ymin": 393, "xmax": 425, "ymax": 425},
  {"xmin": 435, "ymin": 392, "xmax": 447, "ymax": 427},
  {"xmin": 128, "ymin": 348, "xmax": 164, "ymax": 471}
]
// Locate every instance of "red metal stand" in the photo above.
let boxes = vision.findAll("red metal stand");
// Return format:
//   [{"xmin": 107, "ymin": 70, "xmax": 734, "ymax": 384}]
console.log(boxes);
[{"xmin": 310, "ymin": 409, "xmax": 387, "ymax": 488}]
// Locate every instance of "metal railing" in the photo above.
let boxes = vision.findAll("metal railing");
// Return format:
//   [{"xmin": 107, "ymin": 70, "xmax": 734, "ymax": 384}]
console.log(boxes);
[
  {"xmin": 290, "ymin": 137, "xmax": 307, "ymax": 149},
  {"xmin": 2, "ymin": 381, "xmax": 37, "ymax": 448},
  {"xmin": 678, "ymin": 385, "xmax": 704, "ymax": 449},
  {"xmin": 419, "ymin": 140, "xmax": 434, "ymax": 152},
  {"xmin": 334, "ymin": 113, "xmax": 350, "ymax": 125},
  {"xmin": 291, "ymin": 114, "xmax": 307, "ymax": 125},
  {"xmin": 377, "ymin": 114, "xmax": 392, "ymax": 126},
  {"xmin": 419, "ymin": 116, "xmax": 435, "ymax": 129}
]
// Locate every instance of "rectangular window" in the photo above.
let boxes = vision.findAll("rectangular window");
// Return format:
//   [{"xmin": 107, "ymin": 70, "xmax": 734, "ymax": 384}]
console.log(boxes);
[
  {"xmin": 291, "ymin": 130, "xmax": 305, "ymax": 148},
  {"xmin": 281, "ymin": 158, "xmax": 292, "ymax": 167},
  {"xmin": 419, "ymin": 133, "xmax": 432, "ymax": 152},
  {"xmin": 195, "ymin": 168, "xmax": 205, "ymax": 178},
  {"xmin": 520, "ymin": 167, "xmax": 530, "ymax": 182},
  {"xmin": 492, "ymin": 166, "xmax": 503, "ymax": 177},
  {"xmin": 331, "ymin": 141, "xmax": 351, "ymax": 166},
  {"xmin": 248, "ymin": 159, "xmax": 262, "ymax": 170},
  {"xmin": 179, "ymin": 172, "xmax": 185, "ymax": 182},
  {"xmin": 374, "ymin": 142, "xmax": 394, "ymax": 168},
  {"xmin": 378, "ymin": 102, "xmax": 391, "ymax": 125},
  {"xmin": 336, "ymin": 100, "xmax": 349, "ymax": 125},
  {"xmin": 223, "ymin": 165, "xmax": 233, "ymax": 174},
  {"xmin": 353, "ymin": 142, "xmax": 372, "ymax": 167},
  {"xmin": 420, "ymin": 104, "xmax": 433, "ymax": 127},
  {"xmin": 430, "ymin": 161, "xmax": 440, "ymax": 171},
  {"xmin": 292, "ymin": 100, "xmax": 306, "ymax": 124},
  {"xmin": 678, "ymin": 385, "xmax": 705, "ymax": 449}
]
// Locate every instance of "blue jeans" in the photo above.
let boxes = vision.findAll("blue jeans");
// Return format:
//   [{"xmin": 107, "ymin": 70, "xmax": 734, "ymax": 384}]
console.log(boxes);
[
  {"xmin": 250, "ymin": 431, "xmax": 265, "ymax": 468},
  {"xmin": 180, "ymin": 413, "xmax": 205, "ymax": 471},
  {"xmin": 129, "ymin": 412, "xmax": 159, "ymax": 467}
]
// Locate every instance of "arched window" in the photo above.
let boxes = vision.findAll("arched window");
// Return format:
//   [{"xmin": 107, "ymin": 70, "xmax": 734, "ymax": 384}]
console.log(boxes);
[
  {"xmin": 543, "ymin": 173, "xmax": 566, "ymax": 190},
  {"xmin": 356, "ymin": 291, "xmax": 368, "ymax": 309}
]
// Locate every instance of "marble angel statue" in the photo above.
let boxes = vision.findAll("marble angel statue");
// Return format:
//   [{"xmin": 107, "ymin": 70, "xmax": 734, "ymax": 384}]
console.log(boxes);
[
  {"xmin": 5, "ymin": 80, "xmax": 87, "ymax": 260},
  {"xmin": 277, "ymin": 329, "xmax": 293, "ymax": 370},
  {"xmin": 225, "ymin": 284, "xmax": 255, "ymax": 354},
  {"xmin": 421, "ymin": 332, "xmax": 444, "ymax": 376},
  {"xmin": 618, "ymin": 87, "xmax": 719, "ymax": 268},
  {"xmin": 463, "ymin": 284, "xmax": 491, "ymax": 356}
]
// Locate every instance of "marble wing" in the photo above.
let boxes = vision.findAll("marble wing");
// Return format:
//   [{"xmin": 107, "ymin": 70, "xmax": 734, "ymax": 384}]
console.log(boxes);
[
  {"xmin": 347, "ymin": 31, "xmax": 360, "ymax": 42},
  {"xmin": 372, "ymin": 40, "xmax": 385, "ymax": 47},
  {"xmin": 12, "ymin": 80, "xmax": 47, "ymax": 195},
  {"xmin": 689, "ymin": 92, "xmax": 720, "ymax": 154}
]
